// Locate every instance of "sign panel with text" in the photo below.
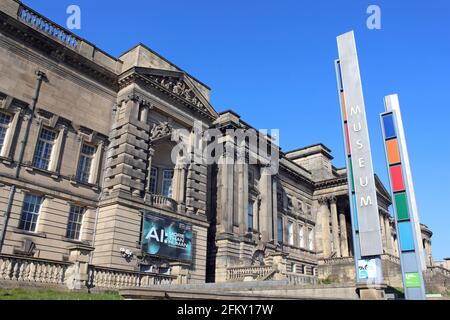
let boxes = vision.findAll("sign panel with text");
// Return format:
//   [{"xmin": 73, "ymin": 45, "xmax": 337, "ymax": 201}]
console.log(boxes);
[{"xmin": 142, "ymin": 212, "xmax": 193, "ymax": 262}]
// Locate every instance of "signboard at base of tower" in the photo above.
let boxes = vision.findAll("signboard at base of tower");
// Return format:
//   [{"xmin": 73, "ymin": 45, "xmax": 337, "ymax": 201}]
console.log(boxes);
[{"xmin": 142, "ymin": 212, "xmax": 193, "ymax": 262}]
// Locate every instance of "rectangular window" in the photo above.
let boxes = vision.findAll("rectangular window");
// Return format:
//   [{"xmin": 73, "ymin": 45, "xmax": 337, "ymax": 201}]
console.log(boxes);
[
  {"xmin": 33, "ymin": 128, "xmax": 57, "ymax": 170},
  {"xmin": 66, "ymin": 205, "xmax": 85, "ymax": 240},
  {"xmin": 76, "ymin": 143, "xmax": 96, "ymax": 183},
  {"xmin": 248, "ymin": 200, "xmax": 254, "ymax": 232},
  {"xmin": 19, "ymin": 194, "xmax": 43, "ymax": 232},
  {"xmin": 287, "ymin": 221, "xmax": 294, "ymax": 245},
  {"xmin": 149, "ymin": 166, "xmax": 158, "ymax": 194},
  {"xmin": 308, "ymin": 227, "xmax": 314, "ymax": 250},
  {"xmin": 299, "ymin": 225, "xmax": 305, "ymax": 248},
  {"xmin": 277, "ymin": 216, "xmax": 283, "ymax": 243},
  {"xmin": 162, "ymin": 169, "xmax": 174, "ymax": 197},
  {"xmin": 0, "ymin": 112, "xmax": 11, "ymax": 153}
]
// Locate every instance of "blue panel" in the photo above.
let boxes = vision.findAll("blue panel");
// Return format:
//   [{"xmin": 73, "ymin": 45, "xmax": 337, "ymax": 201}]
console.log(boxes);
[
  {"xmin": 336, "ymin": 62, "xmax": 343, "ymax": 91},
  {"xmin": 352, "ymin": 194, "xmax": 359, "ymax": 231},
  {"xmin": 382, "ymin": 113, "xmax": 396, "ymax": 139},
  {"xmin": 398, "ymin": 221, "xmax": 415, "ymax": 251}
]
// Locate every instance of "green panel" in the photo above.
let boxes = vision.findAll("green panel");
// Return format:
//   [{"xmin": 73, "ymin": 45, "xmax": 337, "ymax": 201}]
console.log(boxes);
[
  {"xmin": 405, "ymin": 272, "xmax": 421, "ymax": 288},
  {"xmin": 348, "ymin": 157, "xmax": 355, "ymax": 192},
  {"xmin": 394, "ymin": 192, "xmax": 409, "ymax": 221}
]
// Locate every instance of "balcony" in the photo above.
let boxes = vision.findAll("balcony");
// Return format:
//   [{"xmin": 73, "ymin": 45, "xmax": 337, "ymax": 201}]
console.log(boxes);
[{"xmin": 146, "ymin": 194, "xmax": 178, "ymax": 212}]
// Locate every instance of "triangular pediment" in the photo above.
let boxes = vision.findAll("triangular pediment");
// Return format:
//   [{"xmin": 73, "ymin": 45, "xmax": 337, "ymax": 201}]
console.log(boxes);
[{"xmin": 119, "ymin": 67, "xmax": 218, "ymax": 121}]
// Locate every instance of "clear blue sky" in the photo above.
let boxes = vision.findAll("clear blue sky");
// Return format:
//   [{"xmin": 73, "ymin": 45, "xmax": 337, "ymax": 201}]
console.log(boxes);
[{"xmin": 23, "ymin": 0, "xmax": 450, "ymax": 260}]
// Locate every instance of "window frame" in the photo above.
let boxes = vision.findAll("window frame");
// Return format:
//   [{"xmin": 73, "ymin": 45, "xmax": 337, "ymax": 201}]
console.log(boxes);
[
  {"xmin": 76, "ymin": 143, "xmax": 96, "ymax": 183},
  {"xmin": 277, "ymin": 216, "xmax": 283, "ymax": 243},
  {"xmin": 247, "ymin": 199, "xmax": 254, "ymax": 232},
  {"xmin": 33, "ymin": 127, "xmax": 57, "ymax": 170},
  {"xmin": 161, "ymin": 169, "xmax": 174, "ymax": 198},
  {"xmin": 149, "ymin": 166, "xmax": 158, "ymax": 194},
  {"xmin": 299, "ymin": 224, "xmax": 305, "ymax": 248},
  {"xmin": 18, "ymin": 194, "xmax": 43, "ymax": 232},
  {"xmin": 66, "ymin": 205, "xmax": 85, "ymax": 240},
  {"xmin": 287, "ymin": 221, "xmax": 294, "ymax": 246}
]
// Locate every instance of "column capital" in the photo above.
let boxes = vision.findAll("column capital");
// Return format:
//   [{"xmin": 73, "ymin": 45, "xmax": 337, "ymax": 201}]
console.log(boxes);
[{"xmin": 329, "ymin": 195, "xmax": 337, "ymax": 205}]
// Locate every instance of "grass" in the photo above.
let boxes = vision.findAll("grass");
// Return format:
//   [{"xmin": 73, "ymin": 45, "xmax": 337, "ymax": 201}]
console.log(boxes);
[{"xmin": 0, "ymin": 288, "xmax": 122, "ymax": 300}]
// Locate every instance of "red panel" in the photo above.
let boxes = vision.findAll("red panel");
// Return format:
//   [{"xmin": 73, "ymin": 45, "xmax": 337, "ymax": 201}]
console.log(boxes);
[
  {"xmin": 345, "ymin": 123, "xmax": 351, "ymax": 155},
  {"xmin": 390, "ymin": 165, "xmax": 405, "ymax": 192}
]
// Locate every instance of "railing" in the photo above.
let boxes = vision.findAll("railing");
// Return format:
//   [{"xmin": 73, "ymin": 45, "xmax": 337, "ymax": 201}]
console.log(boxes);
[
  {"xmin": 0, "ymin": 254, "xmax": 69, "ymax": 284},
  {"xmin": 17, "ymin": 4, "xmax": 80, "ymax": 49},
  {"xmin": 226, "ymin": 265, "xmax": 274, "ymax": 281},
  {"xmin": 87, "ymin": 266, "xmax": 176, "ymax": 289},
  {"xmin": 149, "ymin": 194, "xmax": 178, "ymax": 212},
  {"xmin": 285, "ymin": 272, "xmax": 318, "ymax": 286}
]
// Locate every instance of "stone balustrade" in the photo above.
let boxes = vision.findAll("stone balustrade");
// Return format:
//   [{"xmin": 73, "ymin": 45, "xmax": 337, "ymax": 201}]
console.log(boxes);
[
  {"xmin": 149, "ymin": 194, "xmax": 178, "ymax": 212},
  {"xmin": 87, "ymin": 266, "xmax": 176, "ymax": 289},
  {"xmin": 18, "ymin": 4, "xmax": 80, "ymax": 49},
  {"xmin": 0, "ymin": 254, "xmax": 69, "ymax": 284},
  {"xmin": 0, "ymin": 254, "xmax": 176, "ymax": 290},
  {"xmin": 427, "ymin": 265, "xmax": 450, "ymax": 277},
  {"xmin": 319, "ymin": 256, "xmax": 355, "ymax": 265},
  {"xmin": 381, "ymin": 253, "xmax": 401, "ymax": 265},
  {"xmin": 285, "ymin": 272, "xmax": 318, "ymax": 286},
  {"xmin": 226, "ymin": 265, "xmax": 274, "ymax": 281}
]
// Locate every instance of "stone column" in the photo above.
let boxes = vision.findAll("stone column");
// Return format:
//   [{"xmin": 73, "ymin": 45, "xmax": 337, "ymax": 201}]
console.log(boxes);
[
  {"xmin": 317, "ymin": 197, "xmax": 331, "ymax": 258},
  {"xmin": 330, "ymin": 197, "xmax": 341, "ymax": 257},
  {"xmin": 271, "ymin": 177, "xmax": 277, "ymax": 243},
  {"xmin": 236, "ymin": 146, "xmax": 250, "ymax": 235},
  {"xmin": 384, "ymin": 216, "xmax": 392, "ymax": 255},
  {"xmin": 339, "ymin": 208, "xmax": 349, "ymax": 257},
  {"xmin": 173, "ymin": 159, "xmax": 187, "ymax": 212},
  {"xmin": 259, "ymin": 166, "xmax": 273, "ymax": 242},
  {"xmin": 219, "ymin": 149, "xmax": 234, "ymax": 234},
  {"xmin": 379, "ymin": 213, "xmax": 387, "ymax": 253}
]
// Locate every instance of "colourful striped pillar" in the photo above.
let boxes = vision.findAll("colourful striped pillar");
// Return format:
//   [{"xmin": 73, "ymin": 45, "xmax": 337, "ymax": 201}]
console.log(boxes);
[{"xmin": 380, "ymin": 94, "xmax": 426, "ymax": 300}]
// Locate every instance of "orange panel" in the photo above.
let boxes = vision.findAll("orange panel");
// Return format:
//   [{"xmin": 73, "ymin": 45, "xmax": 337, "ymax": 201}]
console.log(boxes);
[
  {"xmin": 386, "ymin": 139, "xmax": 401, "ymax": 164},
  {"xmin": 340, "ymin": 92, "xmax": 347, "ymax": 121}
]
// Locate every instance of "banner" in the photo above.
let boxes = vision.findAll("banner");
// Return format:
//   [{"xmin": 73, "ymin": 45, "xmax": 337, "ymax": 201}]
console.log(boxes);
[{"xmin": 142, "ymin": 212, "xmax": 193, "ymax": 262}]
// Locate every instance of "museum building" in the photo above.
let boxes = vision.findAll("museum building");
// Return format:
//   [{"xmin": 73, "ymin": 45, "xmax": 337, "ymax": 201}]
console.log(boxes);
[{"xmin": 0, "ymin": 0, "xmax": 442, "ymax": 291}]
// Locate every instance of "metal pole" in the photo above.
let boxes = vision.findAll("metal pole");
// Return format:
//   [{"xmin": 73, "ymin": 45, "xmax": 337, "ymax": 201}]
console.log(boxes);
[{"xmin": 0, "ymin": 70, "xmax": 47, "ymax": 253}]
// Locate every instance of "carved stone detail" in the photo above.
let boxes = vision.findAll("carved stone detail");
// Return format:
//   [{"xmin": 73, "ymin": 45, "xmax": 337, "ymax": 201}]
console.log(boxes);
[{"xmin": 150, "ymin": 121, "xmax": 173, "ymax": 141}]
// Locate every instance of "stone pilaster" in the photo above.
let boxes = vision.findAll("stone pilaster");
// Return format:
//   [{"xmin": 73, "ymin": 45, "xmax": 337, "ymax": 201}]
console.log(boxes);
[
  {"xmin": 237, "ymin": 161, "xmax": 248, "ymax": 235},
  {"xmin": 384, "ymin": 216, "xmax": 392, "ymax": 255},
  {"xmin": 339, "ymin": 208, "xmax": 349, "ymax": 257},
  {"xmin": 259, "ymin": 166, "xmax": 273, "ymax": 242},
  {"xmin": 330, "ymin": 196, "xmax": 341, "ymax": 257},
  {"xmin": 316, "ymin": 197, "xmax": 331, "ymax": 258}
]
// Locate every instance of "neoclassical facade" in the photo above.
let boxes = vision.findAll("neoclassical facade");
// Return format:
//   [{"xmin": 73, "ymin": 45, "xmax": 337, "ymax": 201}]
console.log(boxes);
[{"xmin": 0, "ymin": 1, "xmax": 442, "ymax": 290}]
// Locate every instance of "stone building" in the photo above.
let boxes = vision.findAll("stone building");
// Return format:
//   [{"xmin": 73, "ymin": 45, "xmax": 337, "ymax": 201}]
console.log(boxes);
[{"xmin": 0, "ymin": 0, "xmax": 446, "ymax": 291}]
